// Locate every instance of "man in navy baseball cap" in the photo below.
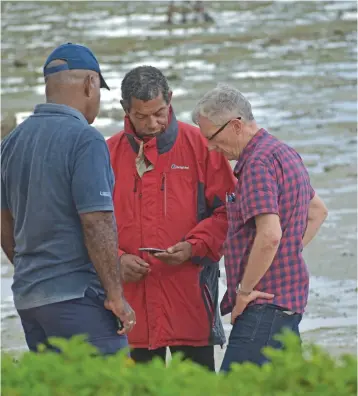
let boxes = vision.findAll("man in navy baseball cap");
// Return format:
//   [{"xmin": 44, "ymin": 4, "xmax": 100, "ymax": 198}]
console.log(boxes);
[
  {"xmin": 41, "ymin": 42, "xmax": 110, "ymax": 125},
  {"xmin": 44, "ymin": 42, "xmax": 110, "ymax": 90},
  {"xmin": 0, "ymin": 41, "xmax": 136, "ymax": 356}
]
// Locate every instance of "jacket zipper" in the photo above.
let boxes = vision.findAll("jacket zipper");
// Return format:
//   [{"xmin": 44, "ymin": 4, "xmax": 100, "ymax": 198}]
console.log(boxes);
[
  {"xmin": 133, "ymin": 176, "xmax": 138, "ymax": 218},
  {"xmin": 160, "ymin": 173, "xmax": 167, "ymax": 217}
]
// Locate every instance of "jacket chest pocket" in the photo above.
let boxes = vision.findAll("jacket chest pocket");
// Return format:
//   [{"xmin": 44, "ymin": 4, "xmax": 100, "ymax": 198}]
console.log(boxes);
[{"xmin": 158, "ymin": 171, "xmax": 196, "ymax": 223}]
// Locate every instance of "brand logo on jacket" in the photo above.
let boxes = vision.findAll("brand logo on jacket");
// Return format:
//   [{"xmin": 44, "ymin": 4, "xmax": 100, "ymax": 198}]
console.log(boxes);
[{"xmin": 171, "ymin": 164, "xmax": 189, "ymax": 170}]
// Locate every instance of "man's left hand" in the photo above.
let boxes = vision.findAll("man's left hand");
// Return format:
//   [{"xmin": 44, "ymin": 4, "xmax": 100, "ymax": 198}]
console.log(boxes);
[
  {"xmin": 231, "ymin": 290, "xmax": 274, "ymax": 325},
  {"xmin": 154, "ymin": 241, "xmax": 192, "ymax": 266}
]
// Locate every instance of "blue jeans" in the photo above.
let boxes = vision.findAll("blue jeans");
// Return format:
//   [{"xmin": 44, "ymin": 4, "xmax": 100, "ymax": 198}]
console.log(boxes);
[
  {"xmin": 220, "ymin": 304, "xmax": 302, "ymax": 372},
  {"xmin": 17, "ymin": 288, "xmax": 128, "ymax": 355}
]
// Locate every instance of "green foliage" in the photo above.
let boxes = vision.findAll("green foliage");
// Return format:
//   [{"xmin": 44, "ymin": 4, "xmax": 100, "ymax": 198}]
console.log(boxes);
[{"xmin": 2, "ymin": 332, "xmax": 356, "ymax": 396}]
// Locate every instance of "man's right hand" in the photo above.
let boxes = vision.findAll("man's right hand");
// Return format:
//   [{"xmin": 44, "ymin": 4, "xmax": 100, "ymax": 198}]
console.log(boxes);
[
  {"xmin": 120, "ymin": 254, "xmax": 150, "ymax": 283},
  {"xmin": 105, "ymin": 296, "xmax": 136, "ymax": 335}
]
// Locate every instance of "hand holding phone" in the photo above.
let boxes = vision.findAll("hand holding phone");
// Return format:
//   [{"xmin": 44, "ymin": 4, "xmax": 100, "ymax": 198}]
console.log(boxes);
[{"xmin": 151, "ymin": 241, "xmax": 192, "ymax": 266}]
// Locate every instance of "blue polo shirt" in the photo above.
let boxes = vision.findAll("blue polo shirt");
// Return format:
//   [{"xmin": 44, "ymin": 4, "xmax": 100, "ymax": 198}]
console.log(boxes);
[{"xmin": 1, "ymin": 104, "xmax": 114, "ymax": 310}]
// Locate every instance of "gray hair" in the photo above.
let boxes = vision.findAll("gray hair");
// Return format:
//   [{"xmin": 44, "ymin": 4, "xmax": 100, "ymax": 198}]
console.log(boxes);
[
  {"xmin": 121, "ymin": 66, "xmax": 170, "ymax": 110},
  {"xmin": 192, "ymin": 84, "xmax": 254, "ymax": 126}
]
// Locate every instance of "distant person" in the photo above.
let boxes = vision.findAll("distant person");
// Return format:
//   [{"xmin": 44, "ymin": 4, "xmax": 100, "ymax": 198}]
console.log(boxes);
[
  {"xmin": 107, "ymin": 66, "xmax": 236, "ymax": 371},
  {"xmin": 1, "ymin": 43, "xmax": 135, "ymax": 355},
  {"xmin": 192, "ymin": 84, "xmax": 328, "ymax": 371}
]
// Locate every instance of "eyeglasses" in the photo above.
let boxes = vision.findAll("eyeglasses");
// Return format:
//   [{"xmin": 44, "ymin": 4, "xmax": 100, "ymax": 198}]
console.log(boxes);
[{"xmin": 207, "ymin": 117, "xmax": 241, "ymax": 141}]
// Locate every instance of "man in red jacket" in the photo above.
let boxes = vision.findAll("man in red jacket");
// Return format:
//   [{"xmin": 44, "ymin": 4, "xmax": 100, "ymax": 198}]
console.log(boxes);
[{"xmin": 107, "ymin": 66, "xmax": 236, "ymax": 371}]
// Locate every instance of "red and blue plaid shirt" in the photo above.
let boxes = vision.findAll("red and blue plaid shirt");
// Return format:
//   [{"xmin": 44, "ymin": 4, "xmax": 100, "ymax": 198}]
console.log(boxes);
[{"xmin": 221, "ymin": 129, "xmax": 315, "ymax": 315}]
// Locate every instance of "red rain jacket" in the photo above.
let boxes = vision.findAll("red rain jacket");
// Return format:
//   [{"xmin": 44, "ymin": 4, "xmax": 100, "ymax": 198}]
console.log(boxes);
[{"xmin": 107, "ymin": 110, "xmax": 236, "ymax": 349}]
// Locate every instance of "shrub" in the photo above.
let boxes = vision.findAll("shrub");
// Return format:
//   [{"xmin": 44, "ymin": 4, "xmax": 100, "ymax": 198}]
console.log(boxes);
[{"xmin": 2, "ymin": 331, "xmax": 356, "ymax": 396}]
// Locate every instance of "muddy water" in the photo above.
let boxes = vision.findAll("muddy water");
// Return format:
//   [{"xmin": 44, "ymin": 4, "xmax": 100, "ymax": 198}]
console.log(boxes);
[{"xmin": 1, "ymin": 1, "xmax": 357, "ymax": 360}]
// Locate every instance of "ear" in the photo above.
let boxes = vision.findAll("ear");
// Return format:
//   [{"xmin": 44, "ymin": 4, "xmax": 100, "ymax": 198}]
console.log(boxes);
[
  {"xmin": 84, "ymin": 75, "xmax": 96, "ymax": 98},
  {"xmin": 120, "ymin": 100, "xmax": 129, "ymax": 115},
  {"xmin": 168, "ymin": 90, "xmax": 173, "ymax": 104},
  {"xmin": 232, "ymin": 118, "xmax": 243, "ymax": 135}
]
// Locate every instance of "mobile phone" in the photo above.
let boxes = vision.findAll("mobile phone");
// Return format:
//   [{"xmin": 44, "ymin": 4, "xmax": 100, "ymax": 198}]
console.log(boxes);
[{"xmin": 138, "ymin": 247, "xmax": 166, "ymax": 254}]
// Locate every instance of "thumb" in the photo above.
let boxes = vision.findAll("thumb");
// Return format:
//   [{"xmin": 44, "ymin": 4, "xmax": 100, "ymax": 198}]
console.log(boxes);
[
  {"xmin": 167, "ymin": 243, "xmax": 182, "ymax": 254},
  {"xmin": 250, "ymin": 291, "xmax": 274, "ymax": 301},
  {"xmin": 261, "ymin": 292, "xmax": 275, "ymax": 300},
  {"xmin": 255, "ymin": 292, "xmax": 275, "ymax": 300},
  {"xmin": 231, "ymin": 307, "xmax": 240, "ymax": 325},
  {"xmin": 135, "ymin": 257, "xmax": 149, "ymax": 267}
]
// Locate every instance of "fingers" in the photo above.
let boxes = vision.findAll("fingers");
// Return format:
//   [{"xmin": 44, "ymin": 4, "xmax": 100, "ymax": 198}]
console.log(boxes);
[
  {"xmin": 134, "ymin": 257, "xmax": 150, "ymax": 267},
  {"xmin": 230, "ymin": 308, "xmax": 241, "ymax": 325},
  {"xmin": 130, "ymin": 260, "xmax": 150, "ymax": 275},
  {"xmin": 153, "ymin": 252, "xmax": 171, "ymax": 259},
  {"xmin": 248, "ymin": 291, "xmax": 274, "ymax": 302},
  {"xmin": 117, "ymin": 312, "xmax": 136, "ymax": 335},
  {"xmin": 260, "ymin": 292, "xmax": 275, "ymax": 299},
  {"xmin": 133, "ymin": 265, "xmax": 149, "ymax": 275},
  {"xmin": 154, "ymin": 255, "xmax": 181, "ymax": 265},
  {"xmin": 117, "ymin": 320, "xmax": 135, "ymax": 335},
  {"xmin": 153, "ymin": 250, "xmax": 182, "ymax": 264}
]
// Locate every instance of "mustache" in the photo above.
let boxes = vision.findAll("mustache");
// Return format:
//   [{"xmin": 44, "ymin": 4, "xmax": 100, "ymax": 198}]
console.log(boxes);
[{"xmin": 137, "ymin": 125, "xmax": 166, "ymax": 138}]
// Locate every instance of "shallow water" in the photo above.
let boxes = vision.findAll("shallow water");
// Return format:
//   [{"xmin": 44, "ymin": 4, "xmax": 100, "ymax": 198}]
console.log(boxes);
[{"xmin": 1, "ymin": 1, "xmax": 357, "ymax": 355}]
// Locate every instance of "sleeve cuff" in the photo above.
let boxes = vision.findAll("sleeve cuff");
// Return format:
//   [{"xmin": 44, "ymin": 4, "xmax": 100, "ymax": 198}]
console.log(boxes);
[
  {"xmin": 186, "ymin": 239, "xmax": 208, "ymax": 258},
  {"xmin": 242, "ymin": 208, "xmax": 279, "ymax": 225}
]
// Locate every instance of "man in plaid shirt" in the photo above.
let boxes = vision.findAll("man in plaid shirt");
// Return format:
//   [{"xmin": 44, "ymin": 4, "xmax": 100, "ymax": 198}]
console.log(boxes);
[{"xmin": 192, "ymin": 84, "xmax": 328, "ymax": 371}]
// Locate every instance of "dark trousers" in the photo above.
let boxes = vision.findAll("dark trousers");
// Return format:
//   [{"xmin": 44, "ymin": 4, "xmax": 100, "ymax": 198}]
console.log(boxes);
[
  {"xmin": 17, "ymin": 288, "xmax": 128, "ymax": 355},
  {"xmin": 131, "ymin": 345, "xmax": 215, "ymax": 371},
  {"xmin": 220, "ymin": 304, "xmax": 302, "ymax": 372}
]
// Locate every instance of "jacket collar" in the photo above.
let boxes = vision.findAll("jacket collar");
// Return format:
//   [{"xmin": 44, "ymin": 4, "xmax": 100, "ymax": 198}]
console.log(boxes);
[{"xmin": 124, "ymin": 106, "xmax": 178, "ymax": 156}]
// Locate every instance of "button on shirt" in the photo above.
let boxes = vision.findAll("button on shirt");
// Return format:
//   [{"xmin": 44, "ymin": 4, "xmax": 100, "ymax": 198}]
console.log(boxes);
[
  {"xmin": 1, "ymin": 104, "xmax": 114, "ymax": 309},
  {"xmin": 221, "ymin": 129, "xmax": 315, "ymax": 316}
]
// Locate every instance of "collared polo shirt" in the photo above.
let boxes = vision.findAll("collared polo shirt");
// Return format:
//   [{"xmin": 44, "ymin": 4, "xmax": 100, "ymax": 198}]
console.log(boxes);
[
  {"xmin": 221, "ymin": 129, "xmax": 315, "ymax": 315},
  {"xmin": 1, "ymin": 103, "xmax": 114, "ymax": 309}
]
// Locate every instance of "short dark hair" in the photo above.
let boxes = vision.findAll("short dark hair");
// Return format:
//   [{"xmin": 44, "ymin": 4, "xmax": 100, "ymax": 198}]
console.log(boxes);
[{"xmin": 121, "ymin": 66, "xmax": 170, "ymax": 110}]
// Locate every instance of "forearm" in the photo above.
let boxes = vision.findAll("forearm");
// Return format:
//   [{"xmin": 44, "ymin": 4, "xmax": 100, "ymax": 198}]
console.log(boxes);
[
  {"xmin": 302, "ymin": 220, "xmax": 321, "ymax": 247},
  {"xmin": 1, "ymin": 240, "xmax": 15, "ymax": 264},
  {"xmin": 80, "ymin": 211, "xmax": 123, "ymax": 297},
  {"xmin": 303, "ymin": 194, "xmax": 328, "ymax": 248},
  {"xmin": 186, "ymin": 210, "xmax": 228, "ymax": 260},
  {"xmin": 302, "ymin": 213, "xmax": 327, "ymax": 247},
  {"xmin": 1, "ymin": 210, "xmax": 15, "ymax": 264},
  {"xmin": 241, "ymin": 233, "xmax": 280, "ymax": 291}
]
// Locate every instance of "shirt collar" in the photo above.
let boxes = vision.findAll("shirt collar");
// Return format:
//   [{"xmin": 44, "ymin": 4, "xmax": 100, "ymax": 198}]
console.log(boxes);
[
  {"xmin": 33, "ymin": 104, "xmax": 88, "ymax": 125},
  {"xmin": 234, "ymin": 128, "xmax": 268, "ymax": 177}
]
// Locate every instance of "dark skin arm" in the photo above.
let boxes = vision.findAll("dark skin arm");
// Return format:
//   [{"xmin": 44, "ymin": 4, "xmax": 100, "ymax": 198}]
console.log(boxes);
[
  {"xmin": 1, "ymin": 209, "xmax": 15, "ymax": 264},
  {"xmin": 79, "ymin": 211, "xmax": 136, "ymax": 334}
]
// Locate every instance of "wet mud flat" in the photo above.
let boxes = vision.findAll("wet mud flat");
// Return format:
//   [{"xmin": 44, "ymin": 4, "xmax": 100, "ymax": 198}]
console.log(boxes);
[{"xmin": 1, "ymin": 1, "xmax": 357, "ymax": 359}]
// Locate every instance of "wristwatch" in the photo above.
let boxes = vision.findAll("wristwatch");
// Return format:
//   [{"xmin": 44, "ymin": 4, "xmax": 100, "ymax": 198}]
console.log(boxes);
[{"xmin": 236, "ymin": 283, "xmax": 252, "ymax": 296}]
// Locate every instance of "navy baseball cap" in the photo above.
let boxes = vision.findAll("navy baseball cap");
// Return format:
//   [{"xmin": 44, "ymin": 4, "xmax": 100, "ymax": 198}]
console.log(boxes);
[{"xmin": 43, "ymin": 43, "xmax": 110, "ymax": 90}]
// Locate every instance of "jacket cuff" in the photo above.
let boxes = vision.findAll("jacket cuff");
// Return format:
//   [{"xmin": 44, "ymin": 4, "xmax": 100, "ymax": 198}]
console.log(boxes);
[{"xmin": 186, "ymin": 239, "xmax": 208, "ymax": 258}]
